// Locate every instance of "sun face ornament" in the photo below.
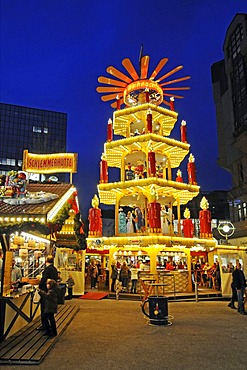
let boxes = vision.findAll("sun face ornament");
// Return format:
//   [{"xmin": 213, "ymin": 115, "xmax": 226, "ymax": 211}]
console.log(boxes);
[{"xmin": 96, "ymin": 55, "xmax": 191, "ymax": 109}]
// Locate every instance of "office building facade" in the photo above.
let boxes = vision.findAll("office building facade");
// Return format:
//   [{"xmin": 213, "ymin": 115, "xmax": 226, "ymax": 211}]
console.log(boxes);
[
  {"xmin": 0, "ymin": 102, "xmax": 67, "ymax": 181},
  {"xmin": 211, "ymin": 13, "xmax": 247, "ymax": 241}
]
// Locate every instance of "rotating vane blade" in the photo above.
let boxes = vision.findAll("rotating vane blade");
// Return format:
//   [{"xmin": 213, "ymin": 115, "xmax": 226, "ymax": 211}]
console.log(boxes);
[
  {"xmin": 106, "ymin": 66, "xmax": 132, "ymax": 84},
  {"xmin": 150, "ymin": 58, "xmax": 168, "ymax": 79},
  {"xmin": 122, "ymin": 58, "xmax": 139, "ymax": 81}
]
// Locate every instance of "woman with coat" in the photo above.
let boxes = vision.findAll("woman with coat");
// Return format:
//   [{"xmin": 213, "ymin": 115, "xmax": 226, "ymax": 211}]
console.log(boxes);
[{"xmin": 119, "ymin": 261, "xmax": 130, "ymax": 292}]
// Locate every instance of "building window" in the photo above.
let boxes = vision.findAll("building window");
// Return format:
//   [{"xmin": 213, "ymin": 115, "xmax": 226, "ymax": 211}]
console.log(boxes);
[
  {"xmin": 227, "ymin": 24, "xmax": 244, "ymax": 60},
  {"xmin": 243, "ymin": 202, "xmax": 247, "ymax": 220},
  {"xmin": 0, "ymin": 158, "xmax": 15, "ymax": 166},
  {"xmin": 33, "ymin": 126, "xmax": 42, "ymax": 133},
  {"xmin": 237, "ymin": 204, "xmax": 242, "ymax": 221},
  {"xmin": 231, "ymin": 56, "xmax": 247, "ymax": 133}
]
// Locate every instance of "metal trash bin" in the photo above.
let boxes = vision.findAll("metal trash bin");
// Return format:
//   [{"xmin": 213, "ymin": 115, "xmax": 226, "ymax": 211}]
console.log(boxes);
[{"xmin": 142, "ymin": 296, "xmax": 172, "ymax": 326}]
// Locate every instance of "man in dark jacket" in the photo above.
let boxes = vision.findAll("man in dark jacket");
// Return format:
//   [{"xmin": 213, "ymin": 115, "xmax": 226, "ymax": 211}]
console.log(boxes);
[
  {"xmin": 232, "ymin": 262, "xmax": 247, "ymax": 315},
  {"xmin": 37, "ymin": 255, "xmax": 58, "ymax": 330}
]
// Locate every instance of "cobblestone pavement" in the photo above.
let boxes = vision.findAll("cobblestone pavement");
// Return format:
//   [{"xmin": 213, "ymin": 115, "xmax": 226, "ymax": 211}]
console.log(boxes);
[{"xmin": 3, "ymin": 299, "xmax": 247, "ymax": 370}]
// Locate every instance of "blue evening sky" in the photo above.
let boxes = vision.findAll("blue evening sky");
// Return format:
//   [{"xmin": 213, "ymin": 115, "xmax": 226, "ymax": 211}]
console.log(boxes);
[{"xmin": 1, "ymin": 0, "xmax": 247, "ymax": 216}]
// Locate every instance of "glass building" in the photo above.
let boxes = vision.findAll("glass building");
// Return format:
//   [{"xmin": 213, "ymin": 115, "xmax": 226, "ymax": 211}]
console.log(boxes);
[{"xmin": 0, "ymin": 102, "xmax": 67, "ymax": 181}]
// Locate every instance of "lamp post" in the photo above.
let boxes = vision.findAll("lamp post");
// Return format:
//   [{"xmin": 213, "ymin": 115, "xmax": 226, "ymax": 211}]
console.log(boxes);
[{"xmin": 217, "ymin": 221, "xmax": 235, "ymax": 244}]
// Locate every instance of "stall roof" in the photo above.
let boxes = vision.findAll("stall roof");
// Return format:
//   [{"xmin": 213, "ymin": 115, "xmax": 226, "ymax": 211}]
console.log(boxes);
[{"xmin": 0, "ymin": 183, "xmax": 73, "ymax": 218}]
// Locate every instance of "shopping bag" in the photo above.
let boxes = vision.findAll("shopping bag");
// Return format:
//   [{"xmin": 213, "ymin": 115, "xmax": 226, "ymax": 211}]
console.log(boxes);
[{"xmin": 33, "ymin": 289, "xmax": 41, "ymax": 304}]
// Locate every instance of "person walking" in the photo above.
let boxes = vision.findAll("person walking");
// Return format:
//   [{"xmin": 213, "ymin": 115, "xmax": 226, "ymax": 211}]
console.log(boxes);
[
  {"xmin": 37, "ymin": 255, "xmax": 58, "ymax": 331},
  {"xmin": 38, "ymin": 279, "xmax": 59, "ymax": 337},
  {"xmin": 130, "ymin": 264, "xmax": 139, "ymax": 294},
  {"xmin": 110, "ymin": 260, "xmax": 118, "ymax": 292},
  {"xmin": 228, "ymin": 264, "xmax": 237, "ymax": 309},
  {"xmin": 232, "ymin": 262, "xmax": 247, "ymax": 315},
  {"xmin": 119, "ymin": 261, "xmax": 130, "ymax": 292},
  {"xmin": 89, "ymin": 260, "xmax": 98, "ymax": 289}
]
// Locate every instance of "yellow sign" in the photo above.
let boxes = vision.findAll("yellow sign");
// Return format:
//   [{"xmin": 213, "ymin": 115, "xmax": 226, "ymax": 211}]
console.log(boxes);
[{"xmin": 23, "ymin": 150, "xmax": 78, "ymax": 174}]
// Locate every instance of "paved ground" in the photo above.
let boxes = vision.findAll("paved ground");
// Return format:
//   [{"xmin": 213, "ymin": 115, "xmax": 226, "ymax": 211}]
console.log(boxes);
[{"xmin": 2, "ymin": 298, "xmax": 247, "ymax": 370}]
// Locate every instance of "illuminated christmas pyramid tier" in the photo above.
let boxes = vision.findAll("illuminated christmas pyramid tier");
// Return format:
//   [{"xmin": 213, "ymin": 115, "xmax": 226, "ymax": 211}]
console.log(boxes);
[
  {"xmin": 113, "ymin": 103, "xmax": 177, "ymax": 137},
  {"xmin": 102, "ymin": 134, "xmax": 190, "ymax": 169},
  {"xmin": 98, "ymin": 178, "xmax": 199, "ymax": 207}
]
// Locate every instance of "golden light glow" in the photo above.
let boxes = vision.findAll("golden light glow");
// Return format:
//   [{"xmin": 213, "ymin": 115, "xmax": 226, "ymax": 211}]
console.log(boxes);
[
  {"xmin": 47, "ymin": 186, "xmax": 76, "ymax": 221},
  {"xmin": 87, "ymin": 235, "xmax": 216, "ymax": 249},
  {"xmin": 113, "ymin": 103, "xmax": 177, "ymax": 137},
  {"xmin": 23, "ymin": 150, "xmax": 78, "ymax": 174},
  {"xmin": 0, "ymin": 216, "xmax": 45, "ymax": 225},
  {"xmin": 98, "ymin": 178, "xmax": 200, "ymax": 205},
  {"xmin": 103, "ymin": 134, "xmax": 190, "ymax": 169},
  {"xmin": 124, "ymin": 80, "xmax": 164, "ymax": 105},
  {"xmin": 20, "ymin": 232, "xmax": 50, "ymax": 244}
]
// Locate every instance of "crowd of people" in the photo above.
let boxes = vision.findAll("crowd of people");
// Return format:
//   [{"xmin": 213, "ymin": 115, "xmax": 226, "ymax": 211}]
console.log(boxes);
[{"xmin": 192, "ymin": 260, "xmax": 221, "ymax": 290}]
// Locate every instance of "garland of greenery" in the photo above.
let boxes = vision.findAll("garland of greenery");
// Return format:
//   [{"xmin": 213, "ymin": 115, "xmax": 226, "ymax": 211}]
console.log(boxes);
[
  {"xmin": 0, "ymin": 221, "xmax": 50, "ymax": 235},
  {"xmin": 73, "ymin": 213, "xmax": 87, "ymax": 250},
  {"xmin": 49, "ymin": 202, "xmax": 72, "ymax": 230}
]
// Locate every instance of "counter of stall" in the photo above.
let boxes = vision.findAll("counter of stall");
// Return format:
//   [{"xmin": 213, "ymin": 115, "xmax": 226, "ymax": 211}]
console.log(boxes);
[
  {"xmin": 0, "ymin": 285, "xmax": 40, "ymax": 342},
  {"xmin": 55, "ymin": 247, "xmax": 86, "ymax": 296},
  {"xmin": 138, "ymin": 269, "xmax": 190, "ymax": 294}
]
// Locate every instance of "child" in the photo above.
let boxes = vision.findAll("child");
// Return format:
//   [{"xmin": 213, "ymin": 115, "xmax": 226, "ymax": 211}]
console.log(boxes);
[
  {"xmin": 38, "ymin": 279, "xmax": 59, "ymax": 337},
  {"xmin": 66, "ymin": 274, "xmax": 75, "ymax": 299}
]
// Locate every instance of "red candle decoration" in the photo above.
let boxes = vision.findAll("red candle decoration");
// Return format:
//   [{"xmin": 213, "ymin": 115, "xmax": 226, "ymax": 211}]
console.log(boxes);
[
  {"xmin": 145, "ymin": 88, "xmax": 150, "ymax": 103},
  {"xmin": 176, "ymin": 169, "xmax": 183, "ymax": 183},
  {"xmin": 187, "ymin": 154, "xmax": 197, "ymax": 185},
  {"xmin": 199, "ymin": 197, "xmax": 212, "ymax": 238},
  {"xmin": 107, "ymin": 118, "xmax": 113, "ymax": 142},
  {"xmin": 88, "ymin": 195, "xmax": 102, "ymax": 236},
  {"xmin": 100, "ymin": 156, "xmax": 108, "ymax": 183},
  {"xmin": 148, "ymin": 151, "xmax": 156, "ymax": 177},
  {"xmin": 146, "ymin": 108, "xmax": 152, "ymax": 133},
  {"xmin": 182, "ymin": 219, "xmax": 194, "ymax": 238},
  {"xmin": 180, "ymin": 120, "xmax": 187, "ymax": 143},
  {"xmin": 170, "ymin": 97, "xmax": 175, "ymax": 111},
  {"xmin": 116, "ymin": 95, "xmax": 121, "ymax": 110},
  {"xmin": 88, "ymin": 208, "xmax": 102, "ymax": 236},
  {"xmin": 148, "ymin": 202, "xmax": 161, "ymax": 232}
]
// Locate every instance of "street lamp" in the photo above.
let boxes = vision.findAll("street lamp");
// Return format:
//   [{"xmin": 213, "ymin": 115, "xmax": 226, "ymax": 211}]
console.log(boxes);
[{"xmin": 217, "ymin": 221, "xmax": 235, "ymax": 244}]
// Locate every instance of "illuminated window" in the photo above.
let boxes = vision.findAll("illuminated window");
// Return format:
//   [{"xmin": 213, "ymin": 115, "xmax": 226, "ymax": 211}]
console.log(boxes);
[
  {"xmin": 243, "ymin": 202, "xmax": 247, "ymax": 220},
  {"xmin": 237, "ymin": 204, "xmax": 242, "ymax": 221},
  {"xmin": 33, "ymin": 126, "xmax": 42, "ymax": 133},
  {"xmin": 0, "ymin": 158, "xmax": 15, "ymax": 166}
]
